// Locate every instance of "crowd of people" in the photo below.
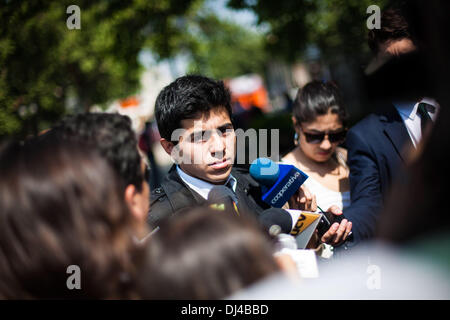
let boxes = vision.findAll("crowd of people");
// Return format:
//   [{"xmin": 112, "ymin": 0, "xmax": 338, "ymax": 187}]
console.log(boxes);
[{"xmin": 1, "ymin": 3, "xmax": 449, "ymax": 299}]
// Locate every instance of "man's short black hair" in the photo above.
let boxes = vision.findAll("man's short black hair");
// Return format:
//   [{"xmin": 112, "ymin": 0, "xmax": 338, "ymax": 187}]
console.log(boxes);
[
  {"xmin": 51, "ymin": 113, "xmax": 144, "ymax": 191},
  {"xmin": 155, "ymin": 75, "xmax": 232, "ymax": 142}
]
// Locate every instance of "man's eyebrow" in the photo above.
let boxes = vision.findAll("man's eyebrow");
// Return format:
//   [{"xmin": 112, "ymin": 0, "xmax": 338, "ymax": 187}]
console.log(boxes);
[
  {"xmin": 188, "ymin": 123, "xmax": 233, "ymax": 139},
  {"xmin": 217, "ymin": 123, "xmax": 234, "ymax": 131},
  {"xmin": 189, "ymin": 130, "xmax": 207, "ymax": 139}
]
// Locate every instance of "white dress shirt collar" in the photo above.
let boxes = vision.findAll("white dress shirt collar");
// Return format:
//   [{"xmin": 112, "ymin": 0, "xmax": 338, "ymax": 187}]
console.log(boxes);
[
  {"xmin": 394, "ymin": 97, "xmax": 440, "ymax": 120},
  {"xmin": 394, "ymin": 97, "xmax": 440, "ymax": 148},
  {"xmin": 176, "ymin": 166, "xmax": 237, "ymax": 200},
  {"xmin": 395, "ymin": 101, "xmax": 419, "ymax": 120}
]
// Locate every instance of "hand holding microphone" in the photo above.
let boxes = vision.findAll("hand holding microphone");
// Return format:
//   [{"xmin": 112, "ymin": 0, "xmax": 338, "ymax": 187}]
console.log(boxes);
[
  {"xmin": 286, "ymin": 184, "xmax": 317, "ymax": 212},
  {"xmin": 250, "ymin": 157, "xmax": 352, "ymax": 246}
]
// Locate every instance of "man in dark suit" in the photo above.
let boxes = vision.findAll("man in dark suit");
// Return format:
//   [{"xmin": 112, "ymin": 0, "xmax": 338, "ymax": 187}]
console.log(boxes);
[
  {"xmin": 342, "ymin": 6, "xmax": 439, "ymax": 244},
  {"xmin": 148, "ymin": 75, "xmax": 352, "ymax": 245}
]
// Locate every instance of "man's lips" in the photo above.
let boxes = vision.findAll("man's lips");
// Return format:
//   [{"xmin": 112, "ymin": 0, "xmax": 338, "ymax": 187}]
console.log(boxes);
[{"xmin": 208, "ymin": 158, "xmax": 231, "ymax": 170}]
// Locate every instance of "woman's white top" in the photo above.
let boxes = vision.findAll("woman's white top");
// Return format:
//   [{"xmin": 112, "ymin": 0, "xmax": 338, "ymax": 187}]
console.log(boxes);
[
  {"xmin": 281, "ymin": 157, "xmax": 351, "ymax": 212},
  {"xmin": 302, "ymin": 175, "xmax": 351, "ymax": 212}
]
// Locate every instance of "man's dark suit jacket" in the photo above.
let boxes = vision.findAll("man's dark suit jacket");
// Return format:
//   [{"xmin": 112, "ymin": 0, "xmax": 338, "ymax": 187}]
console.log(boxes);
[
  {"xmin": 343, "ymin": 104, "xmax": 413, "ymax": 243},
  {"xmin": 148, "ymin": 165, "xmax": 271, "ymax": 228}
]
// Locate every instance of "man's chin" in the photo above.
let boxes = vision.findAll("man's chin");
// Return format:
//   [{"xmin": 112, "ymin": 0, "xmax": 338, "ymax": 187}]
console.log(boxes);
[{"xmin": 205, "ymin": 167, "xmax": 233, "ymax": 184}]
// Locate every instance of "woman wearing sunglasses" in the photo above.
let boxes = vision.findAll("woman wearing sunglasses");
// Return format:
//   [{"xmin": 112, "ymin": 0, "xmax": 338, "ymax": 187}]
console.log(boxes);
[{"xmin": 282, "ymin": 81, "xmax": 351, "ymax": 245}]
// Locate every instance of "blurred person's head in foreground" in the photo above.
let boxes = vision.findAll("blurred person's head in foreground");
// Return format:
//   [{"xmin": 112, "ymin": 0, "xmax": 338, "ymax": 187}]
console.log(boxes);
[
  {"xmin": 155, "ymin": 74, "xmax": 235, "ymax": 184},
  {"xmin": 50, "ymin": 113, "xmax": 150, "ymax": 230},
  {"xmin": 0, "ymin": 137, "xmax": 146, "ymax": 299},
  {"xmin": 290, "ymin": 81, "xmax": 348, "ymax": 164},
  {"xmin": 140, "ymin": 207, "xmax": 296, "ymax": 299}
]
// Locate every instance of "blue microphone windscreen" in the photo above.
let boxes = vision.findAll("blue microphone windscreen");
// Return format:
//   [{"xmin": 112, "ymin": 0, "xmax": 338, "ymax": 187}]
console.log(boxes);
[{"xmin": 249, "ymin": 158, "xmax": 280, "ymax": 187}]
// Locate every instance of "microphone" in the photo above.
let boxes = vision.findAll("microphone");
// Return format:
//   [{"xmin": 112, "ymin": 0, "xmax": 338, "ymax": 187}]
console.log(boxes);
[
  {"xmin": 258, "ymin": 208, "xmax": 322, "ymax": 249},
  {"xmin": 249, "ymin": 158, "xmax": 308, "ymax": 208},
  {"xmin": 207, "ymin": 185, "xmax": 239, "ymax": 214},
  {"xmin": 250, "ymin": 158, "xmax": 349, "ymax": 244},
  {"xmin": 258, "ymin": 208, "xmax": 293, "ymax": 235}
]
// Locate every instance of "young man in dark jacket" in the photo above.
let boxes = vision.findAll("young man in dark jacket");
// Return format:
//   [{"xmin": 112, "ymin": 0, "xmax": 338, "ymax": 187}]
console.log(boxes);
[{"xmin": 148, "ymin": 75, "xmax": 351, "ymax": 245}]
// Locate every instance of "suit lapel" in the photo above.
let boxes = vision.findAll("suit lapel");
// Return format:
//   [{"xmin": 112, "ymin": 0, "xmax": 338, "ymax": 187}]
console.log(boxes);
[
  {"xmin": 234, "ymin": 179, "xmax": 252, "ymax": 214},
  {"xmin": 380, "ymin": 105, "xmax": 413, "ymax": 163},
  {"xmin": 162, "ymin": 165, "xmax": 206, "ymax": 212}
]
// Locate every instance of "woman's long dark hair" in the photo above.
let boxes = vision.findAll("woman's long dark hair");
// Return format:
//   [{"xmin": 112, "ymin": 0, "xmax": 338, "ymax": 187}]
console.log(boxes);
[
  {"xmin": 0, "ymin": 137, "xmax": 143, "ymax": 299},
  {"xmin": 292, "ymin": 81, "xmax": 348, "ymax": 127}
]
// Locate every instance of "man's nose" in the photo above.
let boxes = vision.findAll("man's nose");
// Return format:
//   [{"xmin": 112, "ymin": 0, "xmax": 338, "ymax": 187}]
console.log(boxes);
[{"xmin": 209, "ymin": 131, "xmax": 226, "ymax": 154}]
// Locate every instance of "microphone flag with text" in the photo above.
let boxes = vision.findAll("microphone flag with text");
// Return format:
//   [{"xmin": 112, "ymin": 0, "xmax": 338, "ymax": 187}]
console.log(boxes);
[{"xmin": 249, "ymin": 158, "xmax": 308, "ymax": 208}]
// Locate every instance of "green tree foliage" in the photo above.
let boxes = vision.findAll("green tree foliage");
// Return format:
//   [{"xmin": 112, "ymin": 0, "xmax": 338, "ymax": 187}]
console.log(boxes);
[
  {"xmin": 227, "ymin": 0, "xmax": 389, "ymax": 62},
  {"xmin": 186, "ymin": 14, "xmax": 267, "ymax": 79},
  {"xmin": 0, "ymin": 0, "xmax": 198, "ymax": 138}
]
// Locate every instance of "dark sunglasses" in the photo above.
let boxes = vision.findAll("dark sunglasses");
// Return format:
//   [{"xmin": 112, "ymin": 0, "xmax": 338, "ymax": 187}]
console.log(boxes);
[{"xmin": 301, "ymin": 128, "xmax": 347, "ymax": 144}]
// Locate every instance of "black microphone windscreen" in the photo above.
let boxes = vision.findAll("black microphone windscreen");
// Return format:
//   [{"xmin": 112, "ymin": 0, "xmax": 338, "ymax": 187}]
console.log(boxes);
[{"xmin": 258, "ymin": 208, "xmax": 293, "ymax": 234}]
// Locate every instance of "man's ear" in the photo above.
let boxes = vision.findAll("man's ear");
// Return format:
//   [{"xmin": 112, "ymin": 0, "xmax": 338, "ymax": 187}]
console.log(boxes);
[
  {"xmin": 160, "ymin": 138, "xmax": 174, "ymax": 156},
  {"xmin": 124, "ymin": 184, "xmax": 144, "ymax": 221}
]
